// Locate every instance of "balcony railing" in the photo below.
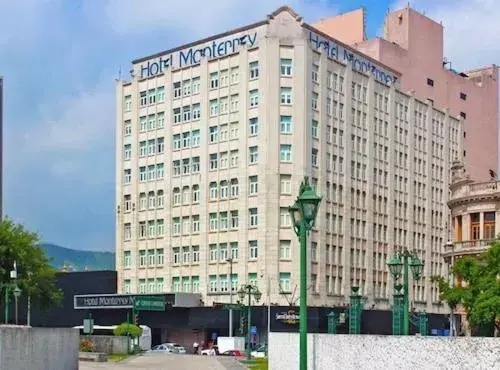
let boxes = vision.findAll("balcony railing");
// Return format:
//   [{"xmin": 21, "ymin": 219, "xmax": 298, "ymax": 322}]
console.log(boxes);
[
  {"xmin": 443, "ymin": 239, "xmax": 494, "ymax": 259},
  {"xmin": 451, "ymin": 181, "xmax": 500, "ymax": 200}
]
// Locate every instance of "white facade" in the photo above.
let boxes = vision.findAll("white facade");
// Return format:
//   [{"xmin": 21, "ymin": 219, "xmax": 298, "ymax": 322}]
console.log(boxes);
[{"xmin": 115, "ymin": 7, "xmax": 463, "ymax": 313}]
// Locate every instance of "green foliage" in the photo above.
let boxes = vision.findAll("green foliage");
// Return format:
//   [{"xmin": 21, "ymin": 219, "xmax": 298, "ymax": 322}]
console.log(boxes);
[
  {"xmin": 433, "ymin": 241, "xmax": 500, "ymax": 332},
  {"xmin": 0, "ymin": 218, "xmax": 62, "ymax": 310},
  {"xmin": 79, "ymin": 339, "xmax": 96, "ymax": 352},
  {"xmin": 113, "ymin": 323, "xmax": 143, "ymax": 338}
]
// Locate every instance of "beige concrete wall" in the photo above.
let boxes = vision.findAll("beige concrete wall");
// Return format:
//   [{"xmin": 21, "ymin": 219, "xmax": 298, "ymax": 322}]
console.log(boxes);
[
  {"xmin": 0, "ymin": 326, "xmax": 79, "ymax": 370},
  {"xmin": 81, "ymin": 335, "xmax": 128, "ymax": 354},
  {"xmin": 269, "ymin": 332, "xmax": 500, "ymax": 370}
]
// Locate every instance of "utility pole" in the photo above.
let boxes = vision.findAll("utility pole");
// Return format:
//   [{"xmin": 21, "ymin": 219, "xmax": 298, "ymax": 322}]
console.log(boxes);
[{"xmin": 227, "ymin": 257, "xmax": 234, "ymax": 337}]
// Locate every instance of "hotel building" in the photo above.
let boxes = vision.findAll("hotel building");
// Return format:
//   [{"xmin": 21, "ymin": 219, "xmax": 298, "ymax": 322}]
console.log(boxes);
[{"xmin": 115, "ymin": 6, "xmax": 463, "ymax": 314}]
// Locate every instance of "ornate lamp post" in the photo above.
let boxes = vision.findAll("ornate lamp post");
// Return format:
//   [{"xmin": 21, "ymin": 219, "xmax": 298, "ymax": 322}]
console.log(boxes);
[
  {"xmin": 237, "ymin": 284, "xmax": 262, "ymax": 362},
  {"xmin": 288, "ymin": 176, "xmax": 322, "ymax": 370},
  {"xmin": 387, "ymin": 250, "xmax": 424, "ymax": 335}
]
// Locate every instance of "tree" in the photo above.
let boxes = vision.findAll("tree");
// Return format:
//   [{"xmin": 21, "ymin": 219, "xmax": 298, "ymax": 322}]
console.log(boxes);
[
  {"xmin": 113, "ymin": 323, "xmax": 143, "ymax": 338},
  {"xmin": 0, "ymin": 218, "xmax": 62, "ymax": 311},
  {"xmin": 432, "ymin": 241, "xmax": 500, "ymax": 335}
]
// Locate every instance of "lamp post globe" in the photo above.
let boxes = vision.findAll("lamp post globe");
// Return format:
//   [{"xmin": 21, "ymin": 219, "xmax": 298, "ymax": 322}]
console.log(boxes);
[
  {"xmin": 254, "ymin": 289, "xmax": 262, "ymax": 303},
  {"xmin": 409, "ymin": 255, "xmax": 424, "ymax": 281},
  {"xmin": 387, "ymin": 255, "xmax": 403, "ymax": 279},
  {"xmin": 297, "ymin": 185, "xmax": 322, "ymax": 228},
  {"xmin": 238, "ymin": 287, "xmax": 246, "ymax": 301}
]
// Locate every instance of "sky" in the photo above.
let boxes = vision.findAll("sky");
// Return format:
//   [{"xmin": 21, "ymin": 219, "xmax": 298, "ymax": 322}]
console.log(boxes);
[{"xmin": 0, "ymin": 0, "xmax": 498, "ymax": 251}]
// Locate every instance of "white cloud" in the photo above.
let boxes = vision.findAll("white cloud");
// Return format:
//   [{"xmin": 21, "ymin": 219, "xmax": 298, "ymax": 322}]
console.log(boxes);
[
  {"xmin": 391, "ymin": 0, "xmax": 500, "ymax": 70},
  {"xmin": 98, "ymin": 0, "xmax": 337, "ymax": 37}
]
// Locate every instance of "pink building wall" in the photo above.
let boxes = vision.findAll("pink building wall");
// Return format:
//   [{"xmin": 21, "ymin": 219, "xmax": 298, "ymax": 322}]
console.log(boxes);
[{"xmin": 313, "ymin": 6, "xmax": 499, "ymax": 182}]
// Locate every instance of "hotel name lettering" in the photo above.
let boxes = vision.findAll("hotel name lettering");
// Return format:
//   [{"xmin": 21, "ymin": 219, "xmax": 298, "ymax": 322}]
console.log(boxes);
[{"xmin": 140, "ymin": 32, "xmax": 258, "ymax": 78}]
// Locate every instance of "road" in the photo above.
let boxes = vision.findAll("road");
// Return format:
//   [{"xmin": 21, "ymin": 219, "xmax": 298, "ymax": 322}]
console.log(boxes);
[{"xmin": 80, "ymin": 354, "xmax": 248, "ymax": 370}]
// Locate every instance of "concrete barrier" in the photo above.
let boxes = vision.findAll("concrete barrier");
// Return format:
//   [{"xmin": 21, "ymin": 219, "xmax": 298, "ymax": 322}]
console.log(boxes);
[
  {"xmin": 269, "ymin": 333, "xmax": 500, "ymax": 370},
  {"xmin": 81, "ymin": 335, "xmax": 128, "ymax": 354},
  {"xmin": 0, "ymin": 326, "xmax": 79, "ymax": 370},
  {"xmin": 79, "ymin": 352, "xmax": 108, "ymax": 362}
]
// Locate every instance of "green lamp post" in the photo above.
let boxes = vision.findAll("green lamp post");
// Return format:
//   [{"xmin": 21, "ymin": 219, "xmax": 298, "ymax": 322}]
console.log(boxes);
[
  {"xmin": 237, "ymin": 284, "xmax": 262, "ymax": 362},
  {"xmin": 387, "ymin": 250, "xmax": 424, "ymax": 335},
  {"xmin": 288, "ymin": 176, "xmax": 322, "ymax": 370}
]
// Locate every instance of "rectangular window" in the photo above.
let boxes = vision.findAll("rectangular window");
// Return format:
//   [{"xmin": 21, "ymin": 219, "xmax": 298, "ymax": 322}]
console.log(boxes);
[
  {"xmin": 249, "ymin": 146, "xmax": 258, "ymax": 164},
  {"xmin": 209, "ymin": 244, "xmax": 218, "ymax": 262},
  {"xmin": 312, "ymin": 148, "xmax": 318, "ymax": 167},
  {"xmin": 139, "ymin": 250, "xmax": 146, "ymax": 266},
  {"xmin": 209, "ymin": 213, "xmax": 218, "ymax": 231},
  {"xmin": 173, "ymin": 82, "xmax": 181, "ymax": 98},
  {"xmin": 249, "ymin": 61, "xmax": 259, "ymax": 79},
  {"xmin": 249, "ymin": 176, "xmax": 258, "ymax": 195},
  {"xmin": 280, "ymin": 115, "xmax": 292, "ymax": 134},
  {"xmin": 230, "ymin": 210, "xmax": 239, "ymax": 229},
  {"xmin": 210, "ymin": 99, "xmax": 219, "ymax": 116},
  {"xmin": 138, "ymin": 167, "xmax": 146, "ymax": 182},
  {"xmin": 172, "ymin": 277, "xmax": 180, "ymax": 292},
  {"xmin": 182, "ymin": 80, "xmax": 191, "ymax": 96},
  {"xmin": 172, "ymin": 217, "xmax": 180, "ymax": 235},
  {"xmin": 192, "ymin": 77, "xmax": 200, "ymax": 94},
  {"xmin": 192, "ymin": 246, "xmax": 200, "ymax": 263},
  {"xmin": 210, "ymin": 72, "xmax": 219, "ymax": 89},
  {"xmin": 139, "ymin": 279, "xmax": 146, "ymax": 294},
  {"xmin": 209, "ymin": 275, "xmax": 217, "ymax": 292},
  {"xmin": 139, "ymin": 116, "xmax": 147, "ymax": 132},
  {"xmin": 157, "ymin": 137, "xmax": 165, "ymax": 154},
  {"xmin": 209, "ymin": 182, "xmax": 218, "ymax": 200},
  {"xmin": 280, "ymin": 59, "xmax": 292, "ymax": 76},
  {"xmin": 231, "ymin": 242, "xmax": 238, "ymax": 260},
  {"xmin": 280, "ymin": 207, "xmax": 291, "ymax": 227},
  {"xmin": 123, "ymin": 251, "xmax": 131, "ymax": 267},
  {"xmin": 124, "ymin": 95, "xmax": 132, "ymax": 112},
  {"xmin": 230, "ymin": 150, "xmax": 239, "ymax": 168},
  {"xmin": 249, "ymin": 240, "xmax": 258, "ymax": 259},
  {"xmin": 230, "ymin": 178, "xmax": 239, "ymax": 197},
  {"xmin": 280, "ymin": 87, "xmax": 292, "ymax": 105},
  {"xmin": 123, "ymin": 223, "xmax": 131, "ymax": 241},
  {"xmin": 209, "ymin": 153, "xmax": 218, "ymax": 170},
  {"xmin": 311, "ymin": 120, "xmax": 319, "ymax": 138},
  {"xmin": 230, "ymin": 94, "xmax": 239, "ymax": 112},
  {"xmin": 249, "ymin": 89, "xmax": 259, "ymax": 107},
  {"xmin": 173, "ymin": 108, "xmax": 181, "ymax": 123},
  {"xmin": 192, "ymin": 103, "xmax": 201, "ymax": 120},
  {"xmin": 123, "ymin": 144, "xmax": 131, "ymax": 160},
  {"xmin": 280, "ymin": 144, "xmax": 292, "ymax": 162},
  {"xmin": 148, "ymin": 114, "xmax": 156, "ymax": 130},
  {"xmin": 148, "ymin": 89, "xmax": 156, "ymax": 104},
  {"xmin": 156, "ymin": 86, "xmax": 165, "ymax": 102},
  {"xmin": 124, "ymin": 120, "xmax": 132, "ymax": 136},
  {"xmin": 312, "ymin": 64, "xmax": 319, "ymax": 83},
  {"xmin": 279, "ymin": 272, "xmax": 291, "ymax": 292},
  {"xmin": 192, "ymin": 276, "xmax": 200, "ymax": 293},
  {"xmin": 157, "ymin": 219, "xmax": 165, "ymax": 236},
  {"xmin": 280, "ymin": 175, "xmax": 291, "ymax": 194},
  {"xmin": 249, "ymin": 117, "xmax": 259, "ymax": 136},
  {"xmin": 209, "ymin": 126, "xmax": 218, "ymax": 143},
  {"xmin": 249, "ymin": 208, "xmax": 258, "ymax": 227},
  {"xmin": 312, "ymin": 92, "xmax": 319, "ymax": 110},
  {"xmin": 219, "ymin": 243, "xmax": 228, "ymax": 261},
  {"xmin": 427, "ymin": 78, "xmax": 434, "ymax": 86},
  {"xmin": 279, "ymin": 240, "xmax": 291, "ymax": 260},
  {"xmin": 157, "ymin": 112, "xmax": 165, "ymax": 128},
  {"xmin": 156, "ymin": 249, "xmax": 164, "ymax": 265},
  {"xmin": 220, "ymin": 213, "xmax": 228, "ymax": 230},
  {"xmin": 139, "ymin": 91, "xmax": 147, "ymax": 106},
  {"xmin": 192, "ymin": 215, "xmax": 200, "ymax": 233},
  {"xmin": 219, "ymin": 97, "xmax": 229, "ymax": 114}
]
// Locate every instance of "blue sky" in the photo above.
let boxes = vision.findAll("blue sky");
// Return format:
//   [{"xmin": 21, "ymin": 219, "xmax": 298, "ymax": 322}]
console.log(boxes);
[{"xmin": 0, "ymin": 0, "xmax": 497, "ymax": 251}]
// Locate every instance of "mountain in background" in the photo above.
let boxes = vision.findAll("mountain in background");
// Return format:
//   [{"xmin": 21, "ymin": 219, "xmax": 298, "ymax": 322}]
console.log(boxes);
[{"xmin": 40, "ymin": 243, "xmax": 115, "ymax": 271}]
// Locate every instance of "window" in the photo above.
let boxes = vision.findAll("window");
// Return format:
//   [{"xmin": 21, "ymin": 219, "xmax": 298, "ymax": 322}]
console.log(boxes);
[
  {"xmin": 182, "ymin": 132, "xmax": 191, "ymax": 148},
  {"xmin": 311, "ymin": 120, "xmax": 319, "ymax": 138},
  {"xmin": 139, "ymin": 91, "xmax": 147, "ymax": 106},
  {"xmin": 139, "ymin": 193, "xmax": 147, "ymax": 210},
  {"xmin": 172, "ymin": 187, "xmax": 181, "ymax": 205},
  {"xmin": 139, "ymin": 166, "xmax": 146, "ymax": 182},
  {"xmin": 483, "ymin": 212, "xmax": 496, "ymax": 239},
  {"xmin": 209, "ymin": 182, "xmax": 218, "ymax": 200},
  {"xmin": 280, "ymin": 115, "xmax": 292, "ymax": 134},
  {"xmin": 210, "ymin": 99, "xmax": 218, "ymax": 116},
  {"xmin": 312, "ymin": 64, "xmax": 319, "ymax": 83},
  {"xmin": 280, "ymin": 144, "xmax": 292, "ymax": 162},
  {"xmin": 280, "ymin": 175, "xmax": 291, "ymax": 194},
  {"xmin": 147, "ymin": 165, "xmax": 156, "ymax": 181},
  {"xmin": 280, "ymin": 208, "xmax": 291, "ymax": 227},
  {"xmin": 192, "ymin": 77, "xmax": 200, "ymax": 94},
  {"xmin": 123, "ymin": 144, "xmax": 131, "ymax": 160},
  {"xmin": 230, "ymin": 210, "xmax": 239, "ymax": 229},
  {"xmin": 182, "ymin": 80, "xmax": 191, "ymax": 96},
  {"xmin": 173, "ymin": 134, "xmax": 181, "ymax": 150},
  {"xmin": 249, "ymin": 176, "xmax": 258, "ymax": 195},
  {"xmin": 139, "ymin": 279, "xmax": 146, "ymax": 294},
  {"xmin": 139, "ymin": 221, "xmax": 147, "ymax": 238},
  {"xmin": 192, "ymin": 276, "xmax": 200, "ymax": 293},
  {"xmin": 279, "ymin": 273, "xmax": 291, "ymax": 292},
  {"xmin": 147, "ymin": 249, "xmax": 155, "ymax": 265},
  {"xmin": 172, "ymin": 248, "xmax": 180, "ymax": 264},
  {"xmin": 312, "ymin": 149, "xmax": 318, "ymax": 167},
  {"xmin": 249, "ymin": 117, "xmax": 259, "ymax": 135},
  {"xmin": 123, "ymin": 195, "xmax": 132, "ymax": 212},
  {"xmin": 209, "ymin": 275, "xmax": 217, "ymax": 292},
  {"xmin": 460, "ymin": 92, "xmax": 467, "ymax": 101},
  {"xmin": 157, "ymin": 112, "xmax": 165, "ymax": 128},
  {"xmin": 427, "ymin": 78, "xmax": 434, "ymax": 86},
  {"xmin": 157, "ymin": 219, "xmax": 165, "ymax": 236},
  {"xmin": 123, "ymin": 223, "xmax": 131, "ymax": 241},
  {"xmin": 220, "ymin": 70, "xmax": 229, "ymax": 87},
  {"xmin": 156, "ymin": 86, "xmax": 165, "ymax": 102},
  {"xmin": 139, "ymin": 116, "xmax": 147, "ymax": 132},
  {"xmin": 249, "ymin": 240, "xmax": 258, "ymax": 259},
  {"xmin": 230, "ymin": 178, "xmax": 239, "ymax": 197},
  {"xmin": 192, "ymin": 215, "xmax": 200, "ymax": 233},
  {"xmin": 173, "ymin": 82, "xmax": 181, "ymax": 98},
  {"xmin": 209, "ymin": 154, "xmax": 218, "ymax": 170},
  {"xmin": 173, "ymin": 108, "xmax": 181, "ymax": 123},
  {"xmin": 230, "ymin": 94, "xmax": 239, "ymax": 112},
  {"xmin": 219, "ymin": 243, "xmax": 228, "ymax": 261},
  {"xmin": 279, "ymin": 240, "xmax": 291, "ymax": 260},
  {"xmin": 209, "ymin": 244, "xmax": 218, "ymax": 262},
  {"xmin": 249, "ymin": 89, "xmax": 259, "ymax": 107},
  {"xmin": 182, "ymin": 246, "xmax": 190, "ymax": 264},
  {"xmin": 190, "ymin": 130, "xmax": 200, "ymax": 147},
  {"xmin": 147, "ymin": 89, "xmax": 156, "ymax": 104},
  {"xmin": 157, "ymin": 249, "xmax": 164, "ymax": 265},
  {"xmin": 172, "ymin": 277, "xmax": 180, "ymax": 292},
  {"xmin": 231, "ymin": 274, "xmax": 238, "ymax": 292},
  {"xmin": 311, "ymin": 242, "xmax": 318, "ymax": 262},
  {"xmin": 124, "ymin": 95, "xmax": 132, "ymax": 112},
  {"xmin": 231, "ymin": 242, "xmax": 238, "ymax": 260},
  {"xmin": 172, "ymin": 218, "xmax": 180, "ymax": 235},
  {"xmin": 148, "ymin": 278, "xmax": 156, "ymax": 293},
  {"xmin": 248, "ymin": 273, "xmax": 257, "ymax": 287},
  {"xmin": 123, "ymin": 280, "xmax": 131, "ymax": 294},
  {"xmin": 156, "ymin": 278, "xmax": 164, "ymax": 293},
  {"xmin": 139, "ymin": 250, "xmax": 146, "ymax": 266},
  {"xmin": 182, "ymin": 186, "xmax": 190, "ymax": 204},
  {"xmin": 230, "ymin": 121, "xmax": 239, "ymax": 140},
  {"xmin": 219, "ymin": 275, "xmax": 228, "ymax": 292},
  {"xmin": 209, "ymin": 126, "xmax": 218, "ymax": 143},
  {"xmin": 249, "ymin": 61, "xmax": 259, "ymax": 79},
  {"xmin": 124, "ymin": 120, "xmax": 132, "ymax": 136},
  {"xmin": 182, "ymin": 216, "xmax": 190, "ymax": 234},
  {"xmin": 210, "ymin": 72, "xmax": 219, "ymax": 89},
  {"xmin": 230, "ymin": 150, "xmax": 239, "ymax": 168},
  {"xmin": 148, "ymin": 191, "xmax": 156, "ymax": 209},
  {"xmin": 123, "ymin": 251, "xmax": 131, "ymax": 267},
  {"xmin": 157, "ymin": 137, "xmax": 165, "ymax": 154},
  {"xmin": 147, "ymin": 139, "xmax": 155, "ymax": 155},
  {"xmin": 249, "ymin": 208, "xmax": 258, "ymax": 227},
  {"xmin": 220, "ymin": 181, "xmax": 228, "ymax": 199},
  {"xmin": 220, "ymin": 151, "xmax": 228, "ymax": 169},
  {"xmin": 192, "ymin": 185, "xmax": 200, "ymax": 204},
  {"xmin": 156, "ymin": 163, "xmax": 164, "ymax": 179},
  {"xmin": 192, "ymin": 246, "xmax": 200, "ymax": 263},
  {"xmin": 249, "ymin": 146, "xmax": 258, "ymax": 164},
  {"xmin": 192, "ymin": 103, "xmax": 201, "ymax": 120},
  {"xmin": 148, "ymin": 115, "xmax": 156, "ymax": 130},
  {"xmin": 209, "ymin": 213, "xmax": 218, "ymax": 231},
  {"xmin": 219, "ymin": 97, "xmax": 228, "ymax": 114},
  {"xmin": 280, "ymin": 58, "xmax": 292, "ymax": 76},
  {"xmin": 312, "ymin": 92, "xmax": 318, "ymax": 110},
  {"xmin": 280, "ymin": 87, "xmax": 292, "ymax": 105},
  {"xmin": 182, "ymin": 105, "xmax": 191, "ymax": 122}
]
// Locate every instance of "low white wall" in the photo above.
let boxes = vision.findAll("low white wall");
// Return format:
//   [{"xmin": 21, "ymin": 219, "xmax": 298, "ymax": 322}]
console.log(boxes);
[
  {"xmin": 269, "ymin": 333, "xmax": 500, "ymax": 370},
  {"xmin": 0, "ymin": 326, "xmax": 79, "ymax": 370}
]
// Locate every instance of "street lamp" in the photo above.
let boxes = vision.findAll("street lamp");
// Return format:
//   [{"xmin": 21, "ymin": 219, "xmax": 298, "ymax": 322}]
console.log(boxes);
[
  {"xmin": 387, "ymin": 249, "xmax": 423, "ymax": 335},
  {"xmin": 1, "ymin": 263, "xmax": 20, "ymax": 324},
  {"xmin": 237, "ymin": 283, "xmax": 262, "ymax": 362},
  {"xmin": 288, "ymin": 176, "xmax": 322, "ymax": 370}
]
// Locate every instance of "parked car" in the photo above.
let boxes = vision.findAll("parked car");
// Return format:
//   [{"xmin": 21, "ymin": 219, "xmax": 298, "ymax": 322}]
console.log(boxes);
[
  {"xmin": 147, "ymin": 344, "xmax": 176, "ymax": 354},
  {"xmin": 165, "ymin": 342, "xmax": 187, "ymax": 354},
  {"xmin": 201, "ymin": 345, "xmax": 218, "ymax": 356},
  {"xmin": 251, "ymin": 344, "xmax": 267, "ymax": 358},
  {"xmin": 220, "ymin": 349, "xmax": 245, "ymax": 357}
]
